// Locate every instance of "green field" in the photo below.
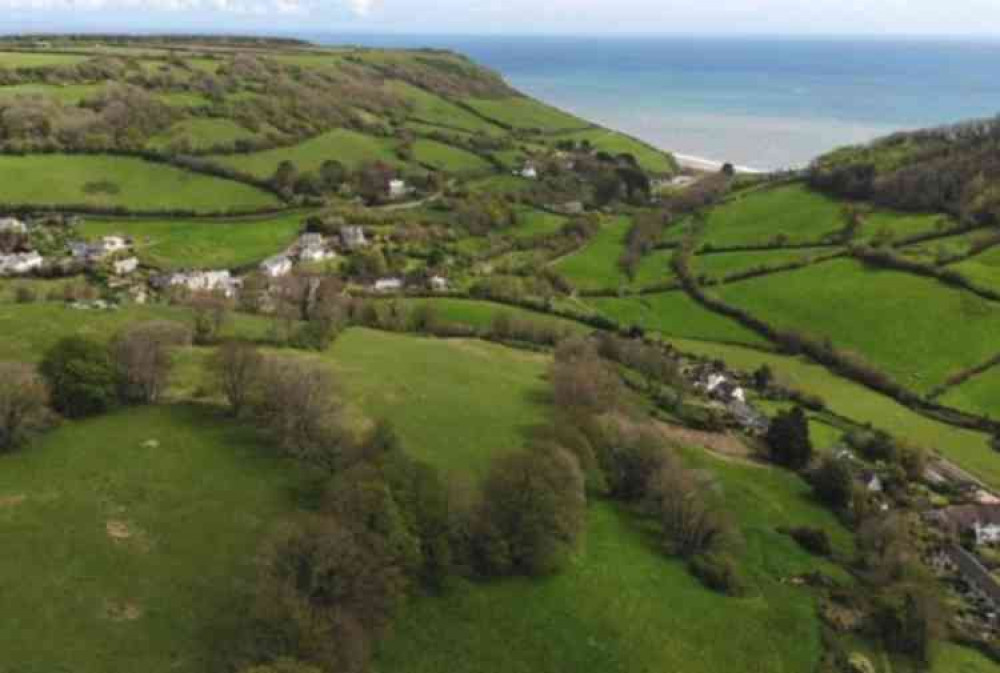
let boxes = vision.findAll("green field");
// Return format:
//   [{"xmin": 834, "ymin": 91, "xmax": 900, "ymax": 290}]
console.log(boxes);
[
  {"xmin": 465, "ymin": 96, "xmax": 590, "ymax": 132},
  {"xmin": 328, "ymin": 329, "xmax": 552, "ymax": 476},
  {"xmin": 0, "ymin": 155, "xmax": 279, "ymax": 212},
  {"xmin": 148, "ymin": 118, "xmax": 262, "ymax": 151},
  {"xmin": 552, "ymin": 216, "xmax": 631, "ymax": 291},
  {"xmin": 630, "ymin": 249, "xmax": 678, "ymax": 288},
  {"xmin": 468, "ymin": 174, "xmax": 534, "ymax": 195},
  {"xmin": 0, "ymin": 82, "xmax": 103, "ymax": 103},
  {"xmin": 378, "ymin": 447, "xmax": 850, "ymax": 673},
  {"xmin": 560, "ymin": 128, "xmax": 679, "ymax": 174},
  {"xmin": 952, "ymin": 246, "xmax": 1000, "ymax": 292},
  {"xmin": 387, "ymin": 81, "xmax": 505, "ymax": 134},
  {"xmin": 693, "ymin": 248, "xmax": 836, "ymax": 281},
  {"xmin": 669, "ymin": 338, "xmax": 1000, "ymax": 489},
  {"xmin": 0, "ymin": 50, "xmax": 88, "ymax": 68},
  {"xmin": 0, "ymin": 404, "xmax": 303, "ymax": 673},
  {"xmin": 209, "ymin": 129, "xmax": 405, "ymax": 179},
  {"xmin": 940, "ymin": 365, "xmax": 1000, "ymax": 419},
  {"xmin": 158, "ymin": 91, "xmax": 212, "ymax": 108},
  {"xmin": 396, "ymin": 297, "xmax": 588, "ymax": 335},
  {"xmin": 411, "ymin": 138, "xmax": 492, "ymax": 173},
  {"xmin": 717, "ymin": 258, "xmax": 1000, "ymax": 393},
  {"xmin": 512, "ymin": 208, "xmax": 567, "ymax": 239},
  {"xmin": 587, "ymin": 291, "xmax": 770, "ymax": 347},
  {"xmin": 77, "ymin": 211, "xmax": 308, "ymax": 270}
]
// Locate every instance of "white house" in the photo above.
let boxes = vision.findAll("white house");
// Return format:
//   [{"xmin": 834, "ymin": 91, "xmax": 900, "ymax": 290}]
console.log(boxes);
[
  {"xmin": 340, "ymin": 226, "xmax": 368, "ymax": 251},
  {"xmin": 389, "ymin": 179, "xmax": 408, "ymax": 200},
  {"xmin": 100, "ymin": 236, "xmax": 129, "ymax": 254},
  {"xmin": 158, "ymin": 270, "xmax": 241, "ymax": 298},
  {"xmin": 112, "ymin": 257, "xmax": 139, "ymax": 276},
  {"xmin": 374, "ymin": 277, "xmax": 403, "ymax": 293},
  {"xmin": 430, "ymin": 275, "xmax": 449, "ymax": 292},
  {"xmin": 0, "ymin": 217, "xmax": 27, "ymax": 234},
  {"xmin": 519, "ymin": 164, "xmax": 538, "ymax": 180},
  {"xmin": 939, "ymin": 505, "xmax": 1000, "ymax": 545},
  {"xmin": 260, "ymin": 255, "xmax": 293, "ymax": 278},
  {"xmin": 0, "ymin": 251, "xmax": 43, "ymax": 275},
  {"xmin": 69, "ymin": 236, "xmax": 131, "ymax": 263},
  {"xmin": 298, "ymin": 234, "xmax": 335, "ymax": 263},
  {"xmin": 858, "ymin": 471, "xmax": 884, "ymax": 494}
]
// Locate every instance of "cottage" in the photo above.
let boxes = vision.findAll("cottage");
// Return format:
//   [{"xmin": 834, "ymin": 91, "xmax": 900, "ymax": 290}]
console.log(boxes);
[
  {"xmin": 389, "ymin": 179, "xmax": 409, "ymax": 200},
  {"xmin": 101, "ymin": 236, "xmax": 129, "ymax": 254},
  {"xmin": 0, "ymin": 251, "xmax": 43, "ymax": 275},
  {"xmin": 937, "ymin": 505, "xmax": 1000, "ymax": 545},
  {"xmin": 112, "ymin": 257, "xmax": 139, "ymax": 276},
  {"xmin": 340, "ymin": 226, "xmax": 368, "ymax": 251},
  {"xmin": 260, "ymin": 255, "xmax": 293, "ymax": 278},
  {"xmin": 157, "ymin": 270, "xmax": 241, "ymax": 298},
  {"xmin": 429, "ymin": 275, "xmax": 449, "ymax": 292},
  {"xmin": 858, "ymin": 470, "xmax": 884, "ymax": 494},
  {"xmin": 69, "ymin": 236, "xmax": 131, "ymax": 263},
  {"xmin": 519, "ymin": 164, "xmax": 539, "ymax": 180},
  {"xmin": 374, "ymin": 277, "xmax": 403, "ymax": 293},
  {"xmin": 0, "ymin": 217, "xmax": 27, "ymax": 233},
  {"xmin": 298, "ymin": 234, "xmax": 335, "ymax": 263}
]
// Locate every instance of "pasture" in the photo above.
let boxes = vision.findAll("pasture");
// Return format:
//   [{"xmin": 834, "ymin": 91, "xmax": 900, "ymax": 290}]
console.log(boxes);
[
  {"xmin": 940, "ymin": 366, "xmax": 1000, "ymax": 419},
  {"xmin": 692, "ymin": 248, "xmax": 837, "ymax": 281},
  {"xmin": 717, "ymin": 259, "xmax": 1000, "ymax": 394},
  {"xmin": 0, "ymin": 405, "xmax": 304, "ymax": 673},
  {"xmin": 387, "ymin": 81, "xmax": 505, "ymax": 134},
  {"xmin": 0, "ymin": 155, "xmax": 279, "ymax": 212},
  {"xmin": 76, "ymin": 211, "xmax": 309, "ymax": 270},
  {"xmin": 552, "ymin": 215, "xmax": 631, "ymax": 291},
  {"xmin": 953, "ymin": 246, "xmax": 1000, "ymax": 292},
  {"xmin": 0, "ymin": 50, "xmax": 88, "ymax": 68},
  {"xmin": 147, "ymin": 118, "xmax": 262, "ymax": 151},
  {"xmin": 464, "ymin": 96, "xmax": 590, "ymax": 132},
  {"xmin": 411, "ymin": 138, "xmax": 492, "ymax": 173},
  {"xmin": 0, "ymin": 82, "xmax": 103, "ymax": 103}
]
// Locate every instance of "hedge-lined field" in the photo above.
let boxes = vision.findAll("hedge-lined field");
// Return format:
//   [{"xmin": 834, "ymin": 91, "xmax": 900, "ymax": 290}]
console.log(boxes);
[
  {"xmin": 0, "ymin": 50, "xmax": 88, "ymax": 67},
  {"xmin": 465, "ymin": 96, "xmax": 590, "ymax": 132},
  {"xmin": 940, "ymin": 366, "xmax": 1000, "ymax": 419},
  {"xmin": 387, "ymin": 81, "xmax": 505, "ymax": 134},
  {"xmin": 412, "ymin": 139, "xmax": 492, "ymax": 173},
  {"xmin": 0, "ymin": 155, "xmax": 279, "ymax": 212},
  {"xmin": 0, "ymin": 82, "xmax": 103, "ymax": 103},
  {"xmin": 147, "ymin": 119, "xmax": 263, "ymax": 152},
  {"xmin": 692, "ymin": 248, "xmax": 834, "ymax": 281},
  {"xmin": 552, "ymin": 216, "xmax": 631, "ymax": 291},
  {"xmin": 77, "ymin": 211, "xmax": 309, "ymax": 270}
]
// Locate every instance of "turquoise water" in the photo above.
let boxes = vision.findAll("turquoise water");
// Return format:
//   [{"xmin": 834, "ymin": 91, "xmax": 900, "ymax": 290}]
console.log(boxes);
[{"xmin": 314, "ymin": 34, "xmax": 1000, "ymax": 170}]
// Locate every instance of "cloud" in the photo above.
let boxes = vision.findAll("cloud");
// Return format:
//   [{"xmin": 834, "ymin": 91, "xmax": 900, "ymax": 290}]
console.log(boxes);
[{"xmin": 347, "ymin": 0, "xmax": 375, "ymax": 16}]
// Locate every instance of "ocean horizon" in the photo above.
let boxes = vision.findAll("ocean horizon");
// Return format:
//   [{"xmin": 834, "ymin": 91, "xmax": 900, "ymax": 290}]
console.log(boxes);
[{"xmin": 311, "ymin": 33, "xmax": 1000, "ymax": 171}]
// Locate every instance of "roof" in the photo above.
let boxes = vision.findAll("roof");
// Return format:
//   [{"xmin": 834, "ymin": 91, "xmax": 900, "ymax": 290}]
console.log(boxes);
[
  {"xmin": 947, "ymin": 545, "xmax": 1000, "ymax": 604},
  {"xmin": 939, "ymin": 505, "xmax": 1000, "ymax": 529}
]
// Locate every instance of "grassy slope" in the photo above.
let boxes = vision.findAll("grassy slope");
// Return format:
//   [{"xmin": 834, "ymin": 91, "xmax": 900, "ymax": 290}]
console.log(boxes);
[
  {"xmin": 379, "ymin": 448, "xmax": 850, "ymax": 673},
  {"xmin": 147, "ymin": 118, "xmax": 261, "ymax": 151},
  {"xmin": 411, "ymin": 138, "xmax": 492, "ymax": 173},
  {"xmin": 717, "ymin": 259, "xmax": 1000, "ymax": 394},
  {"xmin": 0, "ymin": 404, "xmax": 303, "ymax": 673},
  {"xmin": 77, "ymin": 211, "xmax": 309, "ymax": 270},
  {"xmin": 693, "ymin": 248, "xmax": 835, "ymax": 280},
  {"xmin": 465, "ymin": 96, "xmax": 590, "ymax": 132},
  {"xmin": 0, "ymin": 155, "xmax": 278, "ymax": 212},
  {"xmin": 210, "ymin": 129, "xmax": 405, "ymax": 179},
  {"xmin": 386, "ymin": 81, "xmax": 504, "ymax": 134},
  {"xmin": 953, "ymin": 246, "xmax": 1000, "ymax": 292},
  {"xmin": 397, "ymin": 297, "xmax": 588, "ymax": 335},
  {"xmin": 552, "ymin": 216, "xmax": 631, "ymax": 291},
  {"xmin": 328, "ymin": 329, "xmax": 551, "ymax": 477},
  {"xmin": 669, "ymin": 338, "xmax": 1000, "ymax": 489},
  {"xmin": 0, "ymin": 50, "xmax": 88, "ymax": 67},
  {"xmin": 562, "ymin": 128, "xmax": 679, "ymax": 174},
  {"xmin": 587, "ymin": 291, "xmax": 770, "ymax": 347},
  {"xmin": 512, "ymin": 208, "xmax": 567, "ymax": 239},
  {"xmin": 940, "ymin": 366, "xmax": 1000, "ymax": 419},
  {"xmin": 0, "ymin": 82, "xmax": 103, "ymax": 103}
]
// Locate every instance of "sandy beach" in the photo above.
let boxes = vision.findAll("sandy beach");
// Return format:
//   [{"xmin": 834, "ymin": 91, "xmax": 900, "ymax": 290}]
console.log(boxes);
[{"xmin": 674, "ymin": 153, "xmax": 765, "ymax": 174}]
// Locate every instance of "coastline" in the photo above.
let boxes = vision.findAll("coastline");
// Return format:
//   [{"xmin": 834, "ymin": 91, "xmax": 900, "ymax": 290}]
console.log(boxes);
[{"xmin": 674, "ymin": 152, "xmax": 766, "ymax": 175}]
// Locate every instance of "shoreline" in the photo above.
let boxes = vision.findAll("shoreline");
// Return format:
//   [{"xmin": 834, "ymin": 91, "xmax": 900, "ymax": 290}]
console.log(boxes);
[{"xmin": 674, "ymin": 152, "xmax": 767, "ymax": 175}]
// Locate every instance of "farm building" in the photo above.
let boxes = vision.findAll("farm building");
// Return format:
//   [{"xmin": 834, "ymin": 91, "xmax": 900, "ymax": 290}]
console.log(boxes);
[
  {"xmin": 0, "ymin": 217, "xmax": 27, "ymax": 233},
  {"xmin": 260, "ymin": 255, "xmax": 293, "ymax": 278},
  {"xmin": 112, "ymin": 257, "xmax": 139, "ymax": 275},
  {"xmin": 0, "ymin": 251, "xmax": 43, "ymax": 275},
  {"xmin": 934, "ymin": 505, "xmax": 1000, "ymax": 545},
  {"xmin": 389, "ymin": 179, "xmax": 409, "ymax": 200},
  {"xmin": 374, "ymin": 277, "xmax": 404, "ymax": 293},
  {"xmin": 298, "ymin": 234, "xmax": 335, "ymax": 262},
  {"xmin": 340, "ymin": 226, "xmax": 368, "ymax": 250},
  {"xmin": 156, "ymin": 270, "xmax": 241, "ymax": 298}
]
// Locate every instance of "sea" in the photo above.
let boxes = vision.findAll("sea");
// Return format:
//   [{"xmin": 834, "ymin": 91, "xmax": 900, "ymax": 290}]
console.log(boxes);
[{"xmin": 309, "ymin": 34, "xmax": 1000, "ymax": 172}]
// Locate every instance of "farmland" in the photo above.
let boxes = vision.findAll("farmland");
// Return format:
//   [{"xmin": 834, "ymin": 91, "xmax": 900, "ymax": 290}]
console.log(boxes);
[
  {"xmin": 465, "ymin": 96, "xmax": 590, "ymax": 132},
  {"xmin": 552, "ymin": 215, "xmax": 631, "ymax": 291}
]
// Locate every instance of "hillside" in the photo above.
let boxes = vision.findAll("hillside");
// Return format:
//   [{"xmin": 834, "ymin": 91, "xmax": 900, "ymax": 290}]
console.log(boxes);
[{"xmin": 1, "ymin": 34, "xmax": 999, "ymax": 673}]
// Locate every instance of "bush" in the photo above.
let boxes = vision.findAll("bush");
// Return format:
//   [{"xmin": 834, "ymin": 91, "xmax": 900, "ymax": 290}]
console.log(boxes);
[
  {"xmin": 0, "ymin": 362, "xmax": 51, "ymax": 451},
  {"xmin": 14, "ymin": 285, "xmax": 36, "ymax": 304},
  {"xmin": 39, "ymin": 336, "xmax": 117, "ymax": 418},
  {"xmin": 787, "ymin": 526, "xmax": 832, "ymax": 557},
  {"xmin": 812, "ymin": 455, "xmax": 854, "ymax": 510},
  {"xmin": 766, "ymin": 407, "xmax": 813, "ymax": 470},
  {"xmin": 689, "ymin": 552, "xmax": 748, "ymax": 597},
  {"xmin": 110, "ymin": 320, "xmax": 192, "ymax": 404}
]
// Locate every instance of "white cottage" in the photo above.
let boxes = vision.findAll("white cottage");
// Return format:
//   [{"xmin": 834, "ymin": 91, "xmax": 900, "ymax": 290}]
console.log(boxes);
[
  {"xmin": 260, "ymin": 255, "xmax": 293, "ymax": 278},
  {"xmin": 389, "ymin": 179, "xmax": 409, "ymax": 200},
  {"xmin": 374, "ymin": 277, "xmax": 403, "ymax": 293},
  {"xmin": 112, "ymin": 257, "xmax": 139, "ymax": 276},
  {"xmin": 0, "ymin": 251, "xmax": 43, "ymax": 275},
  {"xmin": 0, "ymin": 217, "xmax": 27, "ymax": 233}
]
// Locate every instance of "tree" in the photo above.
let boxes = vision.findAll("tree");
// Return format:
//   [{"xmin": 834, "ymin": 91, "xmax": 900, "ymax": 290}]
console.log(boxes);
[
  {"xmin": 647, "ymin": 460, "xmax": 733, "ymax": 558},
  {"xmin": 0, "ymin": 362, "xmax": 50, "ymax": 452},
  {"xmin": 752, "ymin": 364, "xmax": 773, "ymax": 390},
  {"xmin": 189, "ymin": 292, "xmax": 230, "ymax": 345},
  {"xmin": 39, "ymin": 336, "xmax": 117, "ymax": 418},
  {"xmin": 766, "ymin": 407, "xmax": 812, "ymax": 469},
  {"xmin": 240, "ymin": 660, "xmax": 323, "ymax": 673},
  {"xmin": 474, "ymin": 446, "xmax": 585, "ymax": 576},
  {"xmin": 210, "ymin": 341, "xmax": 262, "ymax": 417},
  {"xmin": 551, "ymin": 337, "xmax": 625, "ymax": 415},
  {"xmin": 272, "ymin": 160, "xmax": 298, "ymax": 194},
  {"xmin": 110, "ymin": 321, "xmax": 192, "ymax": 405},
  {"xmin": 812, "ymin": 455, "xmax": 854, "ymax": 509},
  {"xmin": 319, "ymin": 159, "xmax": 346, "ymax": 192},
  {"xmin": 874, "ymin": 584, "xmax": 945, "ymax": 665}
]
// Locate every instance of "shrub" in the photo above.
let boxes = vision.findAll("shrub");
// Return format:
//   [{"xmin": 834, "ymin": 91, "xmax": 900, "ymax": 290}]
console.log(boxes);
[
  {"xmin": 0, "ymin": 362, "xmax": 51, "ymax": 451},
  {"xmin": 766, "ymin": 407, "xmax": 813, "ymax": 470},
  {"xmin": 787, "ymin": 526, "xmax": 832, "ymax": 557},
  {"xmin": 14, "ymin": 285, "xmax": 36, "ymax": 304},
  {"xmin": 39, "ymin": 335, "xmax": 117, "ymax": 418},
  {"xmin": 110, "ymin": 320, "xmax": 192, "ymax": 404},
  {"xmin": 812, "ymin": 455, "xmax": 854, "ymax": 510},
  {"xmin": 689, "ymin": 552, "xmax": 748, "ymax": 597}
]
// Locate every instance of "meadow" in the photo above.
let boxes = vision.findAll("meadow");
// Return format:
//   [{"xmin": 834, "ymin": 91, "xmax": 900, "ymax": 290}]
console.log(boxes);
[
  {"xmin": 209, "ymin": 129, "xmax": 405, "ymax": 179},
  {"xmin": 0, "ymin": 155, "xmax": 279, "ymax": 213},
  {"xmin": 0, "ymin": 82, "xmax": 103, "ymax": 103},
  {"xmin": 717, "ymin": 259, "xmax": 1000, "ymax": 394},
  {"xmin": 552, "ymin": 215, "xmax": 631, "ymax": 291},
  {"xmin": 952, "ymin": 246, "xmax": 1000, "ymax": 292},
  {"xmin": 327, "ymin": 328, "xmax": 552, "ymax": 477},
  {"xmin": 0, "ymin": 50, "xmax": 88, "ymax": 67},
  {"xmin": 586, "ymin": 291, "xmax": 771, "ymax": 347},
  {"xmin": 396, "ymin": 297, "xmax": 588, "ymax": 335},
  {"xmin": 465, "ymin": 96, "xmax": 590, "ymax": 132},
  {"xmin": 0, "ymin": 404, "xmax": 304, "ymax": 673},
  {"xmin": 512, "ymin": 208, "xmax": 567, "ymax": 239},
  {"xmin": 76, "ymin": 211, "xmax": 310, "ymax": 270},
  {"xmin": 411, "ymin": 138, "xmax": 492, "ymax": 173},
  {"xmin": 147, "ymin": 118, "xmax": 263, "ymax": 151},
  {"xmin": 940, "ymin": 366, "xmax": 1000, "ymax": 419},
  {"xmin": 386, "ymin": 81, "xmax": 505, "ymax": 134},
  {"xmin": 692, "ymin": 248, "xmax": 836, "ymax": 281}
]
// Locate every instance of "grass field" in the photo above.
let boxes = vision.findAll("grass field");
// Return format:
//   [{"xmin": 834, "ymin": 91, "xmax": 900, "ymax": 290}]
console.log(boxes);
[
  {"xmin": 465, "ymin": 96, "xmax": 590, "ymax": 132},
  {"xmin": 0, "ymin": 404, "xmax": 304, "ymax": 673},
  {"xmin": 952, "ymin": 246, "xmax": 1000, "ymax": 292},
  {"xmin": 328, "ymin": 329, "xmax": 552, "ymax": 476},
  {"xmin": 396, "ymin": 297, "xmax": 588, "ymax": 335},
  {"xmin": 387, "ymin": 81, "xmax": 505, "ymax": 135},
  {"xmin": 157, "ymin": 91, "xmax": 212, "ymax": 108},
  {"xmin": 717, "ymin": 259, "xmax": 1000, "ymax": 394},
  {"xmin": 939, "ymin": 365, "xmax": 1000, "ymax": 419},
  {"xmin": 552, "ymin": 216, "xmax": 631, "ymax": 291},
  {"xmin": 560, "ymin": 128, "xmax": 679, "ymax": 174},
  {"xmin": 693, "ymin": 248, "xmax": 836, "ymax": 281},
  {"xmin": 630, "ymin": 249, "xmax": 678, "ymax": 287},
  {"xmin": 0, "ymin": 82, "xmax": 103, "ymax": 103},
  {"xmin": 932, "ymin": 644, "xmax": 1000, "ymax": 672},
  {"xmin": 668, "ymin": 338, "xmax": 1000, "ymax": 489},
  {"xmin": 0, "ymin": 302, "xmax": 271, "ymax": 363},
  {"xmin": 0, "ymin": 155, "xmax": 279, "ymax": 212},
  {"xmin": 411, "ymin": 138, "xmax": 492, "ymax": 173},
  {"xmin": 148, "ymin": 118, "xmax": 261, "ymax": 151},
  {"xmin": 512, "ymin": 208, "xmax": 567, "ymax": 239},
  {"xmin": 76, "ymin": 211, "xmax": 309, "ymax": 270},
  {"xmin": 587, "ymin": 291, "xmax": 771, "ymax": 347},
  {"xmin": 378, "ymin": 447, "xmax": 850, "ymax": 673},
  {"xmin": 468, "ymin": 174, "xmax": 534, "ymax": 195},
  {"xmin": 209, "ymin": 129, "xmax": 405, "ymax": 179},
  {"xmin": 0, "ymin": 50, "xmax": 88, "ymax": 68}
]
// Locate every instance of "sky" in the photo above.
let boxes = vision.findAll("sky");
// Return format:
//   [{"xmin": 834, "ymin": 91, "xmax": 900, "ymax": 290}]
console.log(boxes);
[{"xmin": 1, "ymin": 0, "xmax": 999, "ymax": 37}]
